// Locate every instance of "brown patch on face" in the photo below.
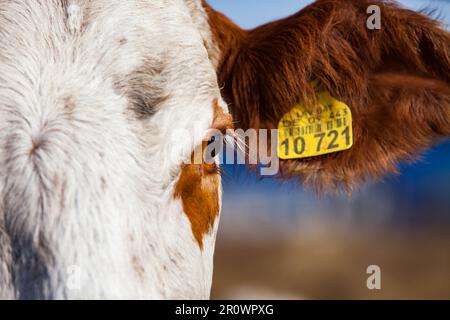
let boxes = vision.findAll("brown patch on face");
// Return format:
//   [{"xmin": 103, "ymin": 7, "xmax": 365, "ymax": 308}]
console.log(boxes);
[
  {"xmin": 174, "ymin": 162, "xmax": 220, "ymax": 250},
  {"xmin": 173, "ymin": 100, "xmax": 231, "ymax": 250},
  {"xmin": 212, "ymin": 99, "xmax": 234, "ymax": 133}
]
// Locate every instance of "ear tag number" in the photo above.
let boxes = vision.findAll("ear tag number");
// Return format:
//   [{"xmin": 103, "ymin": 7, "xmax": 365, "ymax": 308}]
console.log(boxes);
[{"xmin": 277, "ymin": 91, "xmax": 353, "ymax": 160}]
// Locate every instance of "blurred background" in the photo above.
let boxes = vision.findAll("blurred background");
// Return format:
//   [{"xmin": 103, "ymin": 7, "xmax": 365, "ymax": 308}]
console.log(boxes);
[{"xmin": 208, "ymin": 0, "xmax": 450, "ymax": 300}]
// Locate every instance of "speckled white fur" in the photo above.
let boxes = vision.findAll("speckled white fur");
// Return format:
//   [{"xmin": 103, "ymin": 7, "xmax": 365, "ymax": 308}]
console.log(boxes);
[{"xmin": 0, "ymin": 0, "xmax": 226, "ymax": 299}]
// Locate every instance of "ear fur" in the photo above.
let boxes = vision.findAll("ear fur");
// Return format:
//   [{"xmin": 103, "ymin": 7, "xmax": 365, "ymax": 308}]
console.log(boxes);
[{"xmin": 204, "ymin": 0, "xmax": 450, "ymax": 192}]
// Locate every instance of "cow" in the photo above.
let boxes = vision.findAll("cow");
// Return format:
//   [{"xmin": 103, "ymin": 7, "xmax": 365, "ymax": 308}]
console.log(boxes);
[{"xmin": 0, "ymin": 0, "xmax": 449, "ymax": 299}]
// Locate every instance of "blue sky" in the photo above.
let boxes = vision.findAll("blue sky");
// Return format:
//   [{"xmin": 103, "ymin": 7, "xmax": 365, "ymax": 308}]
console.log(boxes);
[{"xmin": 208, "ymin": 0, "xmax": 450, "ymax": 29}]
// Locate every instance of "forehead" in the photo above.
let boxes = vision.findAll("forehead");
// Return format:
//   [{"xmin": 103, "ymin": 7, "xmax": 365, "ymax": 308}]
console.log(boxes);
[
  {"xmin": 0, "ymin": 0, "xmax": 223, "ymax": 146},
  {"xmin": 0, "ymin": 0, "xmax": 218, "ymax": 94}
]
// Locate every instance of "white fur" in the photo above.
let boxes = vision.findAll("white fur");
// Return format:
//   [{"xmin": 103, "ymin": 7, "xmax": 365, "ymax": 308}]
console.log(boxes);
[{"xmin": 0, "ymin": 0, "xmax": 226, "ymax": 299}]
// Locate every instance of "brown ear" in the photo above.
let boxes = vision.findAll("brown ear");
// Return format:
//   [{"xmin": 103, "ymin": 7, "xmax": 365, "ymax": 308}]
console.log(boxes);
[{"xmin": 204, "ymin": 0, "xmax": 450, "ymax": 192}]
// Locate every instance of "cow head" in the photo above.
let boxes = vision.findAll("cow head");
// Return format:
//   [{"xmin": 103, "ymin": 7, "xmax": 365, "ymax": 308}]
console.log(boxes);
[
  {"xmin": 0, "ymin": 0, "xmax": 231, "ymax": 299},
  {"xmin": 0, "ymin": 0, "xmax": 449, "ymax": 299}
]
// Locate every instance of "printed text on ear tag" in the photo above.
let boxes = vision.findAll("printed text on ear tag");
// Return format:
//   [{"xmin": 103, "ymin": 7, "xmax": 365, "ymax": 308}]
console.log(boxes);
[{"xmin": 277, "ymin": 91, "xmax": 353, "ymax": 160}]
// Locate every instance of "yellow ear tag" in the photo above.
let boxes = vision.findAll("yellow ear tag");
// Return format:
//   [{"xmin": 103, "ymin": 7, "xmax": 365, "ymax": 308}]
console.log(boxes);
[{"xmin": 277, "ymin": 91, "xmax": 353, "ymax": 160}]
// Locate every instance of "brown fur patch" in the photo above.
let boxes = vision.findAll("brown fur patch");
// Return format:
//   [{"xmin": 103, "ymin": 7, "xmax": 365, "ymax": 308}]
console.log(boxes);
[
  {"xmin": 174, "ymin": 163, "xmax": 220, "ymax": 250},
  {"xmin": 204, "ymin": 0, "xmax": 450, "ymax": 192},
  {"xmin": 173, "ymin": 100, "xmax": 228, "ymax": 249},
  {"xmin": 212, "ymin": 99, "xmax": 234, "ymax": 133}
]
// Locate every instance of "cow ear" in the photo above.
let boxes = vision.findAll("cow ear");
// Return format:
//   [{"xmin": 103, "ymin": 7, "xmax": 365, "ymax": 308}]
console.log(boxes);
[{"xmin": 205, "ymin": 0, "xmax": 450, "ymax": 192}]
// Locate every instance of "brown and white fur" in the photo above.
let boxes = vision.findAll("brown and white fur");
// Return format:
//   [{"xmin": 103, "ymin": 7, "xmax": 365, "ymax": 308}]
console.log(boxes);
[{"xmin": 0, "ymin": 0, "xmax": 449, "ymax": 299}]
